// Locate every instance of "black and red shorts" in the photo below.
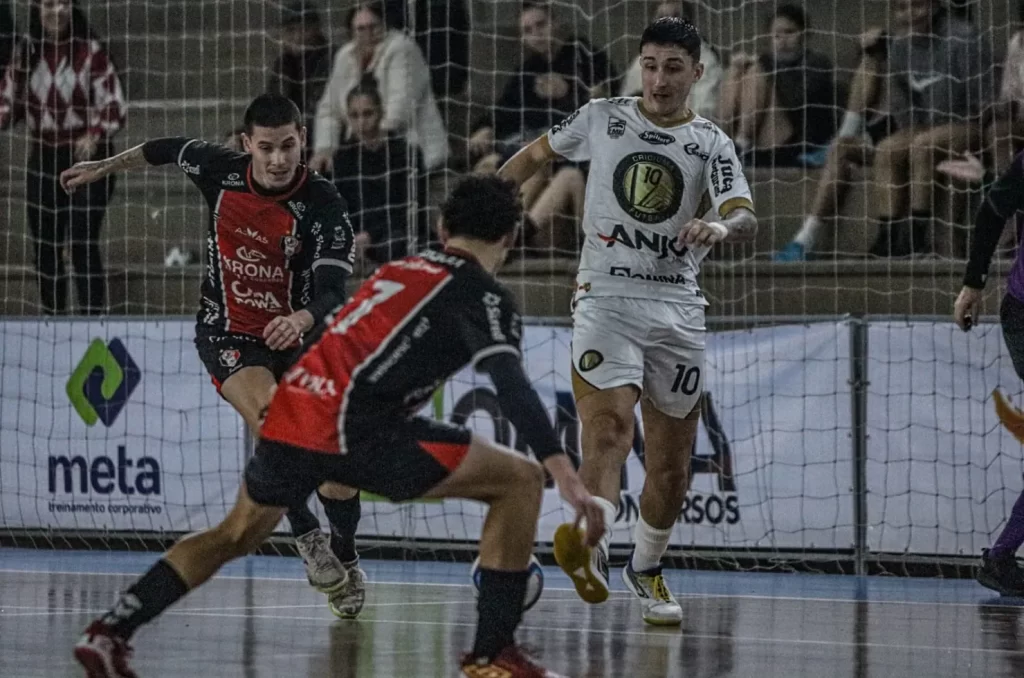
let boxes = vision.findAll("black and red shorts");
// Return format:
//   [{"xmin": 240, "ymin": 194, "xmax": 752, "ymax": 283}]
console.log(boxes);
[
  {"xmin": 248, "ymin": 390, "xmax": 472, "ymax": 505},
  {"xmin": 195, "ymin": 330, "xmax": 299, "ymax": 393}
]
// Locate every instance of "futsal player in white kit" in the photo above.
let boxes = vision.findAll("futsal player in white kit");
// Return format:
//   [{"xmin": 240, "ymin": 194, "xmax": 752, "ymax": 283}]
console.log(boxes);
[{"xmin": 499, "ymin": 16, "xmax": 757, "ymax": 625}]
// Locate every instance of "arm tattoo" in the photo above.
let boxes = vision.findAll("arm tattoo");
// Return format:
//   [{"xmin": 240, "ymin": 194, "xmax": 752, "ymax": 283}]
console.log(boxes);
[{"xmin": 93, "ymin": 144, "xmax": 149, "ymax": 174}]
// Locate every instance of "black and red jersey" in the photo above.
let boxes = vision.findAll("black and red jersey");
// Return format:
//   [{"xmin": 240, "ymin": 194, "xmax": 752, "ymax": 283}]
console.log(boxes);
[
  {"xmin": 142, "ymin": 137, "xmax": 355, "ymax": 336},
  {"xmin": 263, "ymin": 248, "xmax": 522, "ymax": 453}
]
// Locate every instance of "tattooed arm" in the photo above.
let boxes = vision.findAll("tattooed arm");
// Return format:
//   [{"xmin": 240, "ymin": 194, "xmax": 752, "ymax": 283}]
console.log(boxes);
[{"xmin": 59, "ymin": 143, "xmax": 149, "ymax": 193}]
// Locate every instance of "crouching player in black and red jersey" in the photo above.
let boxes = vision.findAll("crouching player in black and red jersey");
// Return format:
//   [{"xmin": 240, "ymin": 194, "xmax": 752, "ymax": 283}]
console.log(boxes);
[
  {"xmin": 60, "ymin": 94, "xmax": 365, "ymax": 618},
  {"xmin": 71, "ymin": 176, "xmax": 606, "ymax": 678}
]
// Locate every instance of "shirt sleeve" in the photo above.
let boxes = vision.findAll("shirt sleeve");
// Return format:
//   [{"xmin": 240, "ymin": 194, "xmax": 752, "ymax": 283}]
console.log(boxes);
[
  {"xmin": 964, "ymin": 152, "xmax": 1024, "ymax": 289},
  {"xmin": 545, "ymin": 100, "xmax": 594, "ymax": 162},
  {"xmin": 302, "ymin": 194, "xmax": 356, "ymax": 322},
  {"xmin": 458, "ymin": 286, "xmax": 523, "ymax": 369},
  {"xmin": 705, "ymin": 131, "xmax": 755, "ymax": 219},
  {"xmin": 141, "ymin": 137, "xmax": 235, "ymax": 177},
  {"xmin": 477, "ymin": 351, "xmax": 564, "ymax": 461}
]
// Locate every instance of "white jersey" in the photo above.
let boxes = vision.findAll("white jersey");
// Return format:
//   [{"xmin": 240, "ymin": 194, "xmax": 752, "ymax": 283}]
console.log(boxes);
[{"xmin": 547, "ymin": 97, "xmax": 754, "ymax": 307}]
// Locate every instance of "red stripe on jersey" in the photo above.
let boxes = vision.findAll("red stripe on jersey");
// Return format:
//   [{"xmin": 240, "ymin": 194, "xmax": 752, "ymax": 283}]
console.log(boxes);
[
  {"xmin": 261, "ymin": 258, "xmax": 453, "ymax": 454},
  {"xmin": 214, "ymin": 191, "xmax": 297, "ymax": 336}
]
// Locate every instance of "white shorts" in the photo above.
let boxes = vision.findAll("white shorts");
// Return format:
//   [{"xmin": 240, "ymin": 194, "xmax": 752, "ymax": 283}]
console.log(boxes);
[{"xmin": 571, "ymin": 296, "xmax": 706, "ymax": 419}]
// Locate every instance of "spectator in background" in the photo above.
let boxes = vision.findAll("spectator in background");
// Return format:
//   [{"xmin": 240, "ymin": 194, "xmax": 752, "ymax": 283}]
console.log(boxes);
[
  {"xmin": 775, "ymin": 0, "xmax": 992, "ymax": 261},
  {"xmin": 384, "ymin": 0, "xmax": 470, "ymax": 101},
  {"xmin": 310, "ymin": 1, "xmax": 448, "ymax": 173},
  {"xmin": 619, "ymin": 1, "xmax": 722, "ymax": 121},
  {"xmin": 719, "ymin": 4, "xmax": 835, "ymax": 168},
  {"xmin": 266, "ymin": 0, "xmax": 335, "ymax": 151},
  {"xmin": 332, "ymin": 80, "xmax": 427, "ymax": 264},
  {"xmin": 940, "ymin": 1, "xmax": 1024, "ymax": 185},
  {"xmin": 467, "ymin": 1, "xmax": 617, "ymax": 166},
  {"xmin": 0, "ymin": 1, "xmax": 15, "ymax": 75},
  {"xmin": 0, "ymin": 0, "xmax": 124, "ymax": 314}
]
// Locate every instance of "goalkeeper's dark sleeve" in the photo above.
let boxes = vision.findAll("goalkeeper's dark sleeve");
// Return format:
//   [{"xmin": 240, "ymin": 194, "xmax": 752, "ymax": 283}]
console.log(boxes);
[
  {"xmin": 141, "ymin": 137, "xmax": 194, "ymax": 166},
  {"xmin": 964, "ymin": 153, "xmax": 1024, "ymax": 289},
  {"xmin": 477, "ymin": 351, "xmax": 564, "ymax": 462}
]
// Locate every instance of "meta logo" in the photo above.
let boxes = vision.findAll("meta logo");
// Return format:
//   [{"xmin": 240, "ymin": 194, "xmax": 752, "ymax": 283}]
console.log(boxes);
[
  {"xmin": 48, "ymin": 446, "xmax": 161, "ymax": 496},
  {"xmin": 66, "ymin": 338, "xmax": 141, "ymax": 427}
]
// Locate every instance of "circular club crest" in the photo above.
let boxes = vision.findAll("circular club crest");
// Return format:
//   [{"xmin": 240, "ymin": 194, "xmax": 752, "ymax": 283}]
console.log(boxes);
[{"xmin": 612, "ymin": 152, "xmax": 684, "ymax": 224}]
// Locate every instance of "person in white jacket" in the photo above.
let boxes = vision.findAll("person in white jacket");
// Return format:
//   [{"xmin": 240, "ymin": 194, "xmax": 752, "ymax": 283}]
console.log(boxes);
[
  {"xmin": 619, "ymin": 1, "xmax": 722, "ymax": 121},
  {"xmin": 310, "ymin": 3, "xmax": 448, "ymax": 173}
]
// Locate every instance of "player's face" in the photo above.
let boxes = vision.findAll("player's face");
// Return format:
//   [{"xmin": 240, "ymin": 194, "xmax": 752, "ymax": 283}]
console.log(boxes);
[
  {"xmin": 894, "ymin": 0, "xmax": 935, "ymax": 34},
  {"xmin": 347, "ymin": 94, "xmax": 383, "ymax": 141},
  {"xmin": 39, "ymin": 0, "xmax": 72, "ymax": 37},
  {"xmin": 243, "ymin": 124, "xmax": 306, "ymax": 191},
  {"xmin": 521, "ymin": 8, "xmax": 554, "ymax": 55},
  {"xmin": 640, "ymin": 43, "xmax": 702, "ymax": 118},
  {"xmin": 770, "ymin": 16, "xmax": 803, "ymax": 59}
]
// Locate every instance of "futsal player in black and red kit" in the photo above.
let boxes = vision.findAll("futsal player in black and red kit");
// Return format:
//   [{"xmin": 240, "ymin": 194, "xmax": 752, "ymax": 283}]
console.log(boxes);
[
  {"xmin": 60, "ymin": 94, "xmax": 367, "ymax": 618},
  {"xmin": 72, "ymin": 175, "xmax": 606, "ymax": 678}
]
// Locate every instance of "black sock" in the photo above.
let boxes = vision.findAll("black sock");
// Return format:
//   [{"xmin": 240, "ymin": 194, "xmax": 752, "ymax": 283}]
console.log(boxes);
[
  {"xmin": 318, "ymin": 492, "xmax": 361, "ymax": 564},
  {"xmin": 101, "ymin": 559, "xmax": 189, "ymax": 640},
  {"xmin": 286, "ymin": 500, "xmax": 321, "ymax": 538},
  {"xmin": 472, "ymin": 568, "xmax": 529, "ymax": 660}
]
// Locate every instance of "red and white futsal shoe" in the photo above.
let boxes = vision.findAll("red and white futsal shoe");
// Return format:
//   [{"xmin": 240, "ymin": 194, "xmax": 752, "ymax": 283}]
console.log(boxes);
[
  {"xmin": 461, "ymin": 645, "xmax": 568, "ymax": 677},
  {"xmin": 73, "ymin": 621, "xmax": 138, "ymax": 678}
]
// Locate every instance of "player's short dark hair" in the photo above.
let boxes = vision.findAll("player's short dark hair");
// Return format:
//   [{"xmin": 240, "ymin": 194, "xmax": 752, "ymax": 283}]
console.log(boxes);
[
  {"xmin": 243, "ymin": 94, "xmax": 303, "ymax": 134},
  {"xmin": 639, "ymin": 16, "xmax": 701, "ymax": 61},
  {"xmin": 770, "ymin": 3, "xmax": 807, "ymax": 31},
  {"xmin": 441, "ymin": 176, "xmax": 523, "ymax": 243}
]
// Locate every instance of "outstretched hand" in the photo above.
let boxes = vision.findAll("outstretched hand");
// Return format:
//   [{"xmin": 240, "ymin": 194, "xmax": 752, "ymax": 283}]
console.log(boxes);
[{"xmin": 60, "ymin": 162, "xmax": 107, "ymax": 194}]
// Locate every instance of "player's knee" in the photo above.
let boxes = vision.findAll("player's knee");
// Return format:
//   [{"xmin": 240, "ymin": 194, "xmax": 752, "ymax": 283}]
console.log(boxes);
[
  {"xmin": 511, "ymin": 458, "xmax": 545, "ymax": 502},
  {"xmin": 586, "ymin": 411, "xmax": 634, "ymax": 461},
  {"xmin": 212, "ymin": 518, "xmax": 264, "ymax": 558}
]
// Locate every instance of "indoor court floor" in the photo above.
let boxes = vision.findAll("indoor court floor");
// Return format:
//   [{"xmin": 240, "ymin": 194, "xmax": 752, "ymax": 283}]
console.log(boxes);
[{"xmin": 1, "ymin": 547, "xmax": 1023, "ymax": 677}]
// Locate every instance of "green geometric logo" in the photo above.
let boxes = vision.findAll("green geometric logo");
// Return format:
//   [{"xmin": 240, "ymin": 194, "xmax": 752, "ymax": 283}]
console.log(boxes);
[{"xmin": 66, "ymin": 338, "xmax": 141, "ymax": 427}]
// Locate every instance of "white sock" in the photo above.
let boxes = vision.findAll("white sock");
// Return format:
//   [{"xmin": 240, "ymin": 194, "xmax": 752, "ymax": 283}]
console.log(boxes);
[
  {"xmin": 793, "ymin": 216, "xmax": 823, "ymax": 248},
  {"xmin": 593, "ymin": 496, "xmax": 617, "ymax": 552},
  {"xmin": 837, "ymin": 112, "xmax": 863, "ymax": 139},
  {"xmin": 630, "ymin": 515, "xmax": 673, "ymax": 572}
]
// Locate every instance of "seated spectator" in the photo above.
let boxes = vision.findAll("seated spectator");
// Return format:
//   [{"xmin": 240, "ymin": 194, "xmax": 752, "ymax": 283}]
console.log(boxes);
[
  {"xmin": 619, "ymin": 1, "xmax": 722, "ymax": 121},
  {"xmin": 467, "ymin": 1, "xmax": 617, "ymax": 166},
  {"xmin": 266, "ymin": 0, "xmax": 335, "ymax": 151},
  {"xmin": 468, "ymin": 1, "xmax": 611, "ymax": 257},
  {"xmin": 940, "ymin": 5, "xmax": 1024, "ymax": 184},
  {"xmin": 719, "ymin": 3, "xmax": 836, "ymax": 167},
  {"xmin": 775, "ymin": 0, "xmax": 993, "ymax": 261},
  {"xmin": 311, "ymin": 1, "xmax": 448, "ymax": 172},
  {"xmin": 332, "ymin": 81, "xmax": 427, "ymax": 264}
]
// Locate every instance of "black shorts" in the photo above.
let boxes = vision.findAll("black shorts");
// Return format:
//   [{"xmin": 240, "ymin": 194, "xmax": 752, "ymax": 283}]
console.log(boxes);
[
  {"xmin": 248, "ymin": 414, "xmax": 472, "ymax": 506},
  {"xmin": 195, "ymin": 330, "xmax": 299, "ymax": 393},
  {"xmin": 1002, "ymin": 293, "xmax": 1024, "ymax": 380}
]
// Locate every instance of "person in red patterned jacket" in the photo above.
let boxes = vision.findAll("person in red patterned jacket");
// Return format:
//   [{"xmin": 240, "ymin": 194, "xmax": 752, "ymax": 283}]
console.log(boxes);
[{"xmin": 0, "ymin": 0, "xmax": 124, "ymax": 314}]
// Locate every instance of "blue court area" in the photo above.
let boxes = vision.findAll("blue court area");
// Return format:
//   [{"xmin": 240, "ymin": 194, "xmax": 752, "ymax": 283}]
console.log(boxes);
[{"xmin": 1, "ymin": 547, "xmax": 1022, "ymax": 677}]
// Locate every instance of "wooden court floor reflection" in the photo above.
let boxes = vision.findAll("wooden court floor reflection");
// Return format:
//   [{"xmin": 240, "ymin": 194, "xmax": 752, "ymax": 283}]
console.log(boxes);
[{"xmin": 1, "ymin": 550, "xmax": 1023, "ymax": 677}]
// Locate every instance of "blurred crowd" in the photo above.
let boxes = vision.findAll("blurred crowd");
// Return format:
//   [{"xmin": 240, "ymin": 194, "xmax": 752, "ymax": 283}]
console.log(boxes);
[{"xmin": 0, "ymin": 0, "xmax": 1019, "ymax": 314}]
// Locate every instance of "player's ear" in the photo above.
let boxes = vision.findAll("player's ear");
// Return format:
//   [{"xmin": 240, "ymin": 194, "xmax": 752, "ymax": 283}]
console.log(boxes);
[
  {"xmin": 241, "ymin": 132, "xmax": 253, "ymax": 154},
  {"xmin": 694, "ymin": 60, "xmax": 704, "ymax": 81},
  {"xmin": 299, "ymin": 125, "xmax": 308, "ymax": 150}
]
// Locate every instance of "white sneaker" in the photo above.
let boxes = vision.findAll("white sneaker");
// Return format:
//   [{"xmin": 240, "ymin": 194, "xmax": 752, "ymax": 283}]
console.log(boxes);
[
  {"xmin": 295, "ymin": 529, "xmax": 348, "ymax": 594},
  {"xmin": 622, "ymin": 559, "xmax": 683, "ymax": 626},
  {"xmin": 328, "ymin": 561, "xmax": 366, "ymax": 619}
]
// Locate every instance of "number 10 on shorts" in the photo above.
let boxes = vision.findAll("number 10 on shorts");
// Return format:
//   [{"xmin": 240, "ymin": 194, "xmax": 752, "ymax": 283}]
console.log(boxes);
[{"xmin": 671, "ymin": 364, "xmax": 701, "ymax": 395}]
